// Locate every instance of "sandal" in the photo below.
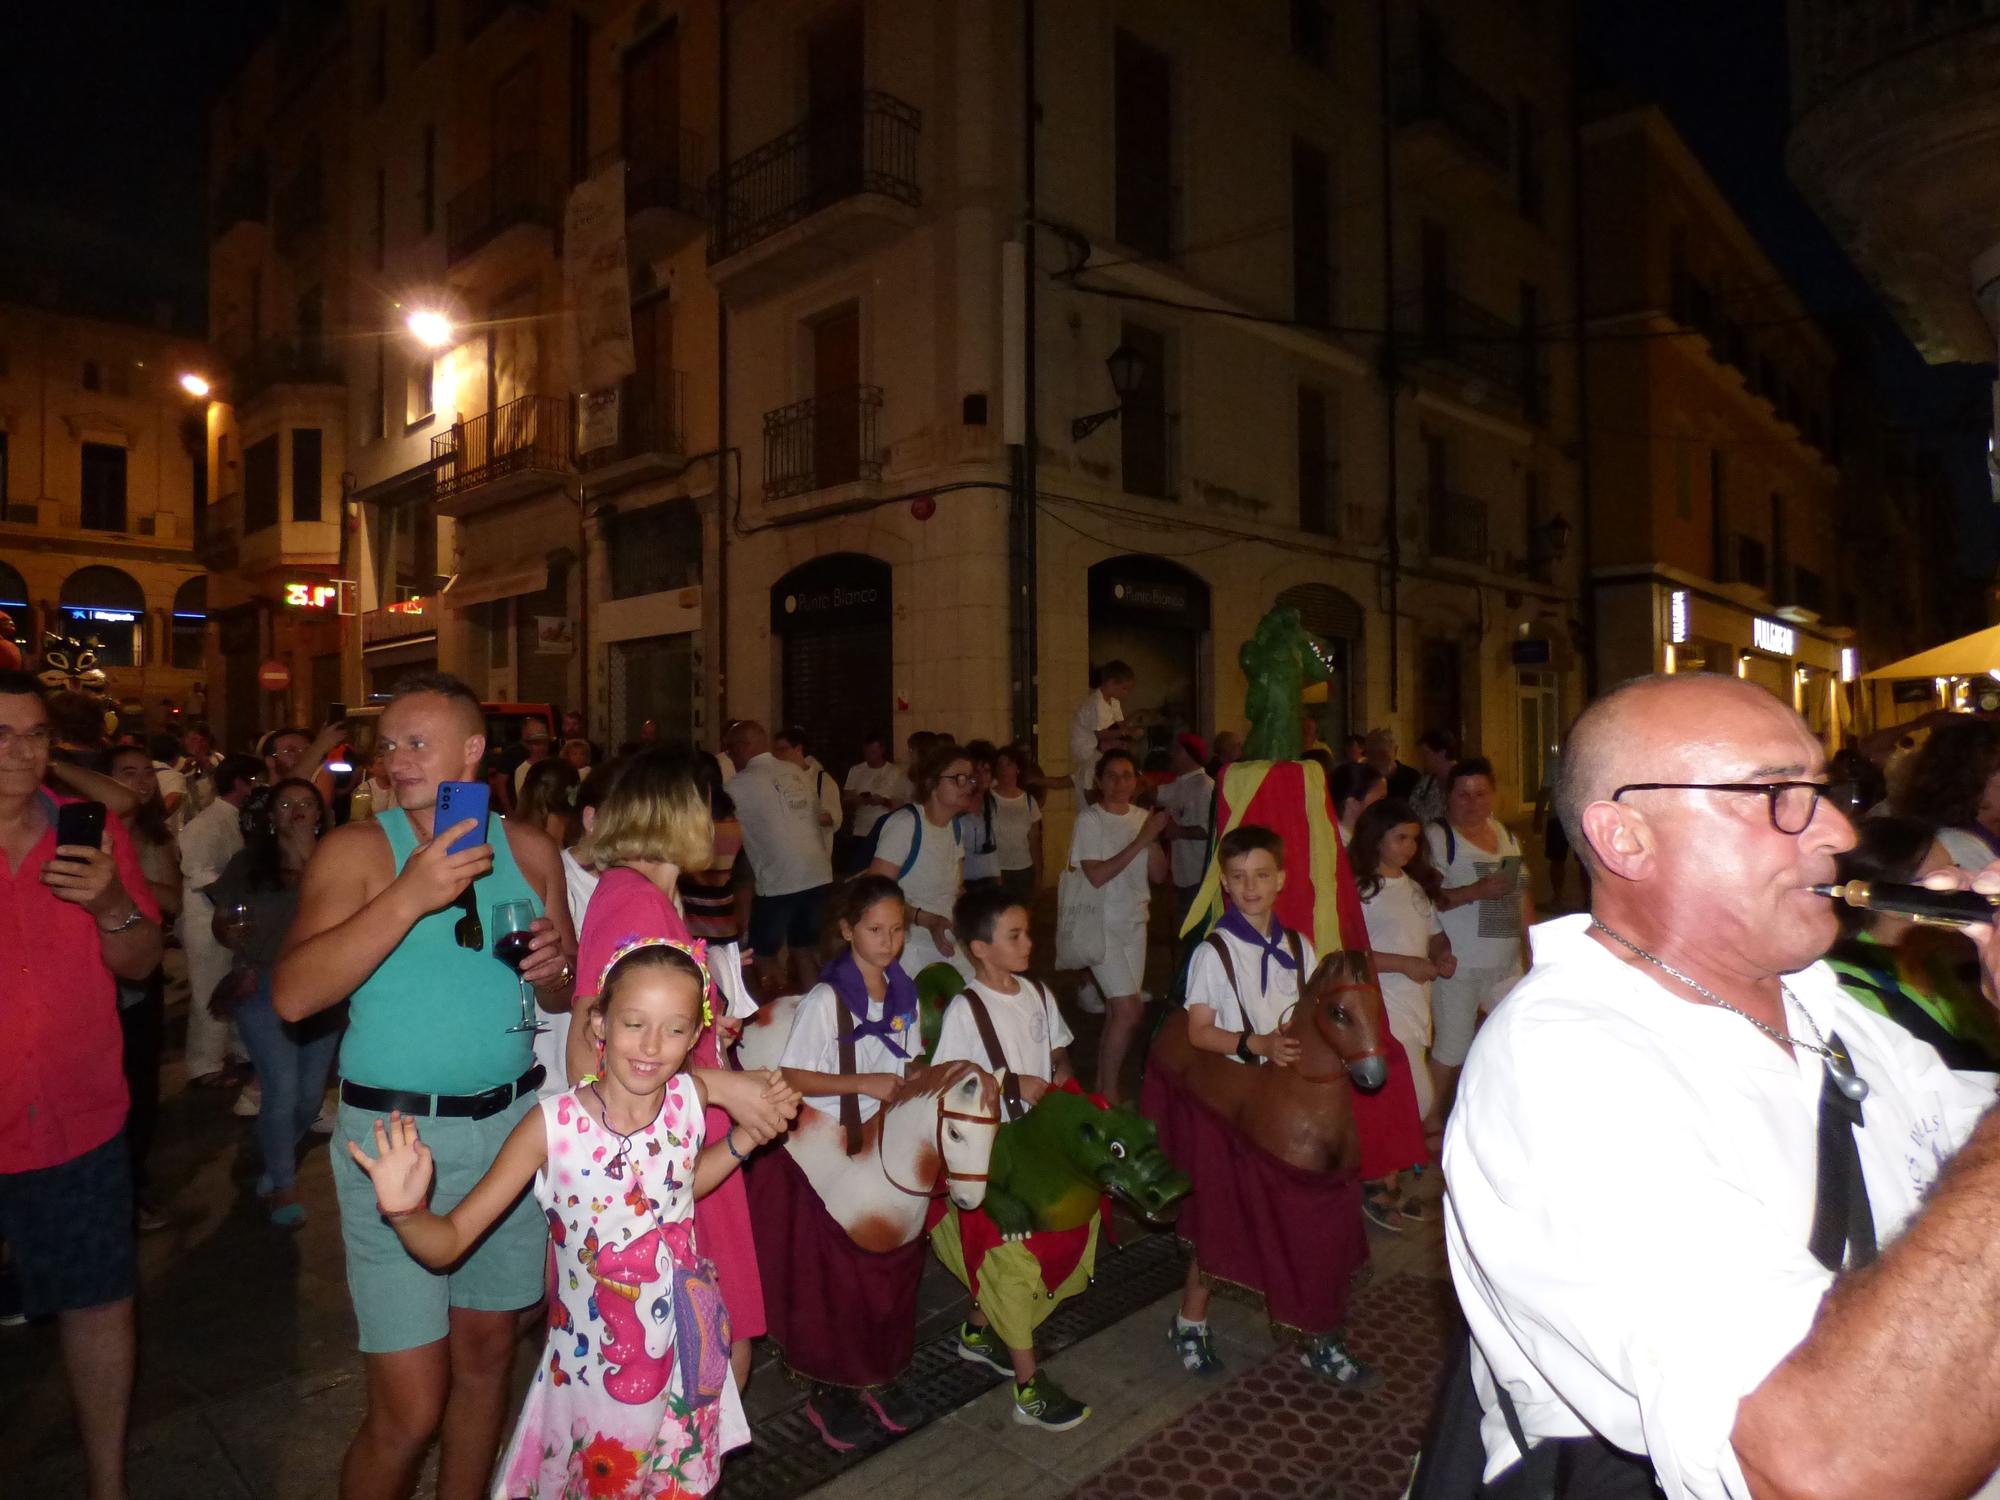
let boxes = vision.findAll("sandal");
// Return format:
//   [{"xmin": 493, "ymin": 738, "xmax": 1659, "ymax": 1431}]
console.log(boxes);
[{"xmin": 1361, "ymin": 1186, "xmax": 1405, "ymax": 1233}]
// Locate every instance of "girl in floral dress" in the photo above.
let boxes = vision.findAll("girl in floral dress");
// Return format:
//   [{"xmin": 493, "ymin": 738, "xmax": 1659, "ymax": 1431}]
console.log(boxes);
[{"xmin": 349, "ymin": 939, "xmax": 781, "ymax": 1498}]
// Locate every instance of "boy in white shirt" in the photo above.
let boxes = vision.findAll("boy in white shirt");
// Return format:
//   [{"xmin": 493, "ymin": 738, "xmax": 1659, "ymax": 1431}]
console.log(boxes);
[
  {"xmin": 929, "ymin": 887, "xmax": 1092, "ymax": 1433},
  {"xmin": 1163, "ymin": 826, "xmax": 1377, "ymax": 1390}
]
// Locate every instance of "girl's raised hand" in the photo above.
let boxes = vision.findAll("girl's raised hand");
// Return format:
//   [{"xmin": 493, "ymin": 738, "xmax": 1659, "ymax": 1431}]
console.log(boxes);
[{"xmin": 345, "ymin": 1111, "xmax": 434, "ymax": 1215}]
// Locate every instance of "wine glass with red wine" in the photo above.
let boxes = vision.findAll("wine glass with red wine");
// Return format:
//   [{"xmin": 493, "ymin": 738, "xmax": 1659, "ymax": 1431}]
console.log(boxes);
[{"xmin": 491, "ymin": 899, "xmax": 546, "ymax": 1034}]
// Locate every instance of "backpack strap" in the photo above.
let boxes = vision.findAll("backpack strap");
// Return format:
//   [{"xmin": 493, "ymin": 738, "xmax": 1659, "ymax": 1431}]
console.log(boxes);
[
  {"xmin": 1433, "ymin": 819, "xmax": 1457, "ymax": 866},
  {"xmin": 1285, "ymin": 928, "xmax": 1304, "ymax": 974},
  {"xmin": 832, "ymin": 994, "xmax": 864, "ymax": 1157},
  {"xmin": 961, "ymin": 988, "xmax": 1024, "ymax": 1119},
  {"xmin": 1204, "ymin": 932, "xmax": 1243, "ymax": 1010},
  {"xmin": 896, "ymin": 805, "xmax": 925, "ymax": 880}
]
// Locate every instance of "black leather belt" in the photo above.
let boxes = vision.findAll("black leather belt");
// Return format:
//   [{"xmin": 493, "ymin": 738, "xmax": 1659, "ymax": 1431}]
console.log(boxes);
[{"xmin": 341, "ymin": 1065, "xmax": 545, "ymax": 1122}]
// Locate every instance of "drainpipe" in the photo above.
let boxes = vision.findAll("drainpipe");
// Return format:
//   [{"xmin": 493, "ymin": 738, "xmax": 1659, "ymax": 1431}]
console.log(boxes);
[
  {"xmin": 1568, "ymin": 4, "xmax": 1597, "ymax": 699},
  {"xmin": 1014, "ymin": 0, "xmax": 1041, "ymax": 750},
  {"xmin": 1378, "ymin": 0, "xmax": 1401, "ymax": 715},
  {"xmin": 714, "ymin": 4, "xmax": 731, "ymax": 734}
]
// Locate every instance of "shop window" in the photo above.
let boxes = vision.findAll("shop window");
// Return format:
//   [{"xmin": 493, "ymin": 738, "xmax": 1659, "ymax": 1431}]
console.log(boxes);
[{"xmin": 171, "ymin": 577, "xmax": 207, "ymax": 670}]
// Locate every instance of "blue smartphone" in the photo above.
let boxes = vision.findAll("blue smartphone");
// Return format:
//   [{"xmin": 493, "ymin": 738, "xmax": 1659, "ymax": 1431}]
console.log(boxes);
[{"xmin": 434, "ymin": 780, "xmax": 491, "ymax": 855}]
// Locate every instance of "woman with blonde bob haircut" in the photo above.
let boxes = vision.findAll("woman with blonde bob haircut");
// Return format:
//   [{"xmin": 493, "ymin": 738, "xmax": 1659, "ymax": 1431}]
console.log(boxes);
[{"xmin": 570, "ymin": 744, "xmax": 792, "ymax": 1390}]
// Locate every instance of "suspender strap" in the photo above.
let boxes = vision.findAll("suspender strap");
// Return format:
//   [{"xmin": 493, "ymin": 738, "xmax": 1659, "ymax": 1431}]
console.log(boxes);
[
  {"xmin": 1205, "ymin": 933, "xmax": 1240, "ymax": 1008},
  {"xmin": 833, "ymin": 995, "xmax": 864, "ymax": 1157},
  {"xmin": 961, "ymin": 989, "xmax": 1024, "ymax": 1119},
  {"xmin": 1286, "ymin": 927, "xmax": 1304, "ymax": 974},
  {"xmin": 1808, "ymin": 1032, "xmax": 1877, "ymax": 1274}
]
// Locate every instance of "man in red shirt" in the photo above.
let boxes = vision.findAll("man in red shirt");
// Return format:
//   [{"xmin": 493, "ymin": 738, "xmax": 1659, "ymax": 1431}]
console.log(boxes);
[{"xmin": 0, "ymin": 669, "xmax": 162, "ymax": 1500}]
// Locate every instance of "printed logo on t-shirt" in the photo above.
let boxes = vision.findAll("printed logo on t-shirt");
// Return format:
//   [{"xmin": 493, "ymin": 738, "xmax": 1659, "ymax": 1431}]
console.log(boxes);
[{"xmin": 1028, "ymin": 1007, "xmax": 1048, "ymax": 1044}]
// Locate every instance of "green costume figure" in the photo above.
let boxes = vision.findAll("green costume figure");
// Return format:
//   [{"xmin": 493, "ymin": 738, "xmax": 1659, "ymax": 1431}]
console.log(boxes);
[{"xmin": 1239, "ymin": 605, "xmax": 1332, "ymax": 762}]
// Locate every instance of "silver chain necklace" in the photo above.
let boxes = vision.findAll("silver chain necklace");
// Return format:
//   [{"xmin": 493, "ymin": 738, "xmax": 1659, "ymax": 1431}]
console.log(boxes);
[{"xmin": 1591, "ymin": 920, "xmax": 1869, "ymax": 1102}]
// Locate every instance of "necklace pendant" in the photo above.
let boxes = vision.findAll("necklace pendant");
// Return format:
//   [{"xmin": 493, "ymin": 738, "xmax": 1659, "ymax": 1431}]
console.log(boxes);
[{"xmin": 1830, "ymin": 1064, "xmax": 1870, "ymax": 1104}]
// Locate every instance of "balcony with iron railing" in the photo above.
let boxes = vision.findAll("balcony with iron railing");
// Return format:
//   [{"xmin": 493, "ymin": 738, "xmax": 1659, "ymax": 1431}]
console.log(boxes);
[
  {"xmin": 432, "ymin": 394, "xmax": 575, "ymax": 516},
  {"xmin": 273, "ymin": 162, "xmax": 326, "ymax": 255},
  {"xmin": 1401, "ymin": 290, "xmax": 1548, "ymax": 420},
  {"xmin": 211, "ymin": 157, "xmax": 268, "ymax": 242},
  {"xmin": 1427, "ymin": 488, "xmax": 1490, "ymax": 566},
  {"xmin": 709, "ymin": 92, "xmax": 922, "ymax": 291},
  {"xmin": 231, "ymin": 337, "xmax": 345, "ymax": 409},
  {"xmin": 446, "ymin": 151, "xmax": 558, "ymax": 267},
  {"xmin": 578, "ymin": 371, "xmax": 688, "ymax": 490},
  {"xmin": 589, "ymin": 133, "xmax": 710, "ymax": 258},
  {"xmin": 1393, "ymin": 46, "xmax": 1511, "ymax": 171},
  {"xmin": 763, "ymin": 385, "xmax": 884, "ymax": 500}
]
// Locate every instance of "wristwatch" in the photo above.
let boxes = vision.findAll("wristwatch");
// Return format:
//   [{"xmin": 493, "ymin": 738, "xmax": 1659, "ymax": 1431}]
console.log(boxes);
[
  {"xmin": 1235, "ymin": 1033, "xmax": 1257, "ymax": 1064},
  {"xmin": 96, "ymin": 906, "xmax": 145, "ymax": 935}
]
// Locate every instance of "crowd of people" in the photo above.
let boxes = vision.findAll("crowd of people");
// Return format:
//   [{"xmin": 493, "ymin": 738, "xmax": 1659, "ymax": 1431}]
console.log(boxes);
[{"xmin": 21, "ymin": 648, "xmax": 2000, "ymax": 1500}]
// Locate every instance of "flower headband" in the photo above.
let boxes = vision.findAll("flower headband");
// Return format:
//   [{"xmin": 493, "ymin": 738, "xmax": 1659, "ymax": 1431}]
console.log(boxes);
[{"xmin": 598, "ymin": 934, "xmax": 713, "ymax": 1029}]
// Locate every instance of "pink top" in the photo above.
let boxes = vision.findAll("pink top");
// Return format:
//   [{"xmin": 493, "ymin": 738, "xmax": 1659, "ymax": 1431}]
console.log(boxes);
[
  {"xmin": 576, "ymin": 866, "xmax": 692, "ymax": 1003},
  {"xmin": 1, "ymin": 791, "xmax": 162, "ymax": 1172}
]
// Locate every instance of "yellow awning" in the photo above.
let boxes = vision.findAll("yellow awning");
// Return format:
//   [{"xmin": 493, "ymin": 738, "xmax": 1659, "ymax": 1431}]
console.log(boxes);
[{"xmin": 1863, "ymin": 623, "xmax": 2000, "ymax": 680}]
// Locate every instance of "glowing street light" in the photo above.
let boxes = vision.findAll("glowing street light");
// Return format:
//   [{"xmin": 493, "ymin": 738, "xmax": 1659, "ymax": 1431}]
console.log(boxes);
[
  {"xmin": 179, "ymin": 373, "xmax": 211, "ymax": 398},
  {"xmin": 407, "ymin": 309, "xmax": 453, "ymax": 349}
]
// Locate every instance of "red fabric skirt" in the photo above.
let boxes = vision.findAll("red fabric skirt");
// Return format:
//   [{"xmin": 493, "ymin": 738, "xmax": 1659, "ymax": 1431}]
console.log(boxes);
[
  {"xmin": 1142, "ymin": 1063, "xmax": 1368, "ymax": 1335},
  {"xmin": 745, "ymin": 1145, "xmax": 925, "ymax": 1386},
  {"xmin": 694, "ymin": 1027, "xmax": 766, "ymax": 1340},
  {"xmin": 1349, "ymin": 1026, "xmax": 1430, "ymax": 1181}
]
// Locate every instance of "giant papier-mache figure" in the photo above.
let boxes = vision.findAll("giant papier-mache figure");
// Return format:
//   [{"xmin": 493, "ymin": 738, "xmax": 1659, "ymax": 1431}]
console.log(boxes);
[{"xmin": 1143, "ymin": 603, "xmax": 1429, "ymax": 1340}]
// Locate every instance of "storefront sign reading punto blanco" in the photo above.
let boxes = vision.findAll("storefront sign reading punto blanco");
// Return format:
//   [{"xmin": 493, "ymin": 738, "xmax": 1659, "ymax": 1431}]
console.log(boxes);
[{"xmin": 1752, "ymin": 617, "xmax": 1797, "ymax": 657}]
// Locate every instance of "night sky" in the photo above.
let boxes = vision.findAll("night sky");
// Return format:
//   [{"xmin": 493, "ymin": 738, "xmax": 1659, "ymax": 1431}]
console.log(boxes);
[{"xmin": 3, "ymin": 0, "xmax": 1991, "ymax": 578}]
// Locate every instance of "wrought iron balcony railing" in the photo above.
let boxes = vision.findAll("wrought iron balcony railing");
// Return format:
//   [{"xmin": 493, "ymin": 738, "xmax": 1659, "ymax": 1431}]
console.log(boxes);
[
  {"xmin": 433, "ymin": 394, "xmax": 574, "ymax": 501},
  {"xmin": 231, "ymin": 337, "xmax": 344, "ymax": 408},
  {"xmin": 763, "ymin": 385, "xmax": 884, "ymax": 499},
  {"xmin": 1402, "ymin": 289, "xmax": 1548, "ymax": 419},
  {"xmin": 1427, "ymin": 488, "xmax": 1490, "ymax": 565},
  {"xmin": 625, "ymin": 129, "xmax": 711, "ymax": 221},
  {"xmin": 579, "ymin": 371, "xmax": 687, "ymax": 472},
  {"xmin": 1393, "ymin": 48, "xmax": 1511, "ymax": 170},
  {"xmin": 710, "ymin": 92, "xmax": 921, "ymax": 263},
  {"xmin": 446, "ymin": 151, "xmax": 557, "ymax": 265}
]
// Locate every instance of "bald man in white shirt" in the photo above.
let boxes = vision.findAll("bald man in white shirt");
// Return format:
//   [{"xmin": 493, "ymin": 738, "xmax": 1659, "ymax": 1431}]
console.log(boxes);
[{"xmin": 1445, "ymin": 673, "xmax": 2000, "ymax": 1500}]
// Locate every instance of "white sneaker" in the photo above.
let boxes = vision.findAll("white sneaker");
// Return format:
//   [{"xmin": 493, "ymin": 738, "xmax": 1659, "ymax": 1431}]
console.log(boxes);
[
  {"xmin": 308, "ymin": 1106, "xmax": 337, "ymax": 1135},
  {"xmin": 1075, "ymin": 978, "xmax": 1105, "ymax": 1015},
  {"xmin": 232, "ymin": 1084, "xmax": 262, "ymax": 1118}
]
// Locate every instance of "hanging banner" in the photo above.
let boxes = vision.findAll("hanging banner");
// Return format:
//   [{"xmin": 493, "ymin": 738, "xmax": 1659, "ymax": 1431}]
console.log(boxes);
[
  {"xmin": 564, "ymin": 164, "xmax": 636, "ymax": 395},
  {"xmin": 577, "ymin": 387, "xmax": 621, "ymax": 454}
]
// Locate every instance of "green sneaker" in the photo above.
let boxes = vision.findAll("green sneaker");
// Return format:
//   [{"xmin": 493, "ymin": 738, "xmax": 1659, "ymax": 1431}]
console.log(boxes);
[
  {"xmin": 1300, "ymin": 1331, "xmax": 1383, "ymax": 1390},
  {"xmin": 1013, "ymin": 1371, "xmax": 1091, "ymax": 1431},
  {"xmin": 955, "ymin": 1320, "xmax": 1011, "ymax": 1376},
  {"xmin": 1169, "ymin": 1317, "xmax": 1222, "ymax": 1374}
]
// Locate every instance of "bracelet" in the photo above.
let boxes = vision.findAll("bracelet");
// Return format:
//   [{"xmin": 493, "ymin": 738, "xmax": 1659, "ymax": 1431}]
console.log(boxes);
[
  {"xmin": 725, "ymin": 1130, "xmax": 752, "ymax": 1163},
  {"xmin": 381, "ymin": 1205, "xmax": 422, "ymax": 1221},
  {"xmin": 96, "ymin": 906, "xmax": 144, "ymax": 935}
]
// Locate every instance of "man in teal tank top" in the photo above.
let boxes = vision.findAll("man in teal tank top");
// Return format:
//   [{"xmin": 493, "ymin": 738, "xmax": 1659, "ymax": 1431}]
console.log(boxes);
[{"xmin": 274, "ymin": 673, "xmax": 579, "ymax": 1500}]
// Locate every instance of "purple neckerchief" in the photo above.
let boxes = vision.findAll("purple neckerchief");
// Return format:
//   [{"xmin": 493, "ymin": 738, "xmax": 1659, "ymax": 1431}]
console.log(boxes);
[
  {"xmin": 1215, "ymin": 905, "xmax": 1297, "ymax": 993},
  {"xmin": 821, "ymin": 951, "xmax": 918, "ymax": 1058}
]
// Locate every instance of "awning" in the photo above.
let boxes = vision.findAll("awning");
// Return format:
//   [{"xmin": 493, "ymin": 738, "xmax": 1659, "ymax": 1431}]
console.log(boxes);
[
  {"xmin": 443, "ymin": 561, "xmax": 548, "ymax": 610},
  {"xmin": 1863, "ymin": 623, "xmax": 2000, "ymax": 680}
]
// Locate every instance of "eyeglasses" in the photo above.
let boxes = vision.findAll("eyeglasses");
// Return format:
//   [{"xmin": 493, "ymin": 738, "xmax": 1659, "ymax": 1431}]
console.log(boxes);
[
  {"xmin": 940, "ymin": 772, "xmax": 978, "ymax": 786},
  {"xmin": 1610, "ymin": 780, "xmax": 1830, "ymax": 835}
]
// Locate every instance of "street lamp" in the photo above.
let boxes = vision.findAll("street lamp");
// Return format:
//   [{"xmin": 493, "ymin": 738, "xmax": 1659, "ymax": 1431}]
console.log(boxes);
[
  {"xmin": 179, "ymin": 373, "xmax": 211, "ymax": 398},
  {"xmin": 406, "ymin": 308, "xmax": 453, "ymax": 349},
  {"xmin": 1071, "ymin": 344, "xmax": 1149, "ymax": 442}
]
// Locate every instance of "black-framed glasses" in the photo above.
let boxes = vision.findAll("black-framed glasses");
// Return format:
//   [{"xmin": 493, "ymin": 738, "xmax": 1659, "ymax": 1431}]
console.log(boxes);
[
  {"xmin": 1611, "ymin": 781, "xmax": 1829, "ymax": 835},
  {"xmin": 940, "ymin": 772, "xmax": 978, "ymax": 786}
]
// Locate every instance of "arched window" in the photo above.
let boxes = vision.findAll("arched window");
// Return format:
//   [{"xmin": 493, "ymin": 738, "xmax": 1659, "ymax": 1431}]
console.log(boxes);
[
  {"xmin": 172, "ymin": 576, "xmax": 208, "ymax": 671},
  {"xmin": 59, "ymin": 565, "xmax": 147, "ymax": 668}
]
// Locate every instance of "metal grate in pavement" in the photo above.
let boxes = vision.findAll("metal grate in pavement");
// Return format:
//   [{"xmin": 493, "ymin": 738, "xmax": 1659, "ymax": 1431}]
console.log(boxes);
[{"xmin": 715, "ymin": 1228, "xmax": 1189, "ymax": 1499}]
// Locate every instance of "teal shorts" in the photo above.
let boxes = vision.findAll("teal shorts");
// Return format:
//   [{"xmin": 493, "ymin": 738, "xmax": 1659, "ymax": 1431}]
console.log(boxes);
[{"xmin": 333, "ymin": 1093, "xmax": 546, "ymax": 1354}]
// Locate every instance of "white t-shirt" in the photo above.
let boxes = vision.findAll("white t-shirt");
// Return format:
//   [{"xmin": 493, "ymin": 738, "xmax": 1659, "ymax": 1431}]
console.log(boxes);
[
  {"xmin": 729, "ymin": 752, "xmax": 833, "ymax": 896},
  {"xmin": 779, "ymin": 980, "xmax": 915, "ymax": 1124},
  {"xmin": 1069, "ymin": 688, "xmax": 1124, "ymax": 799},
  {"xmin": 1426, "ymin": 818, "xmax": 1525, "ymax": 973},
  {"xmin": 871, "ymin": 804, "xmax": 963, "ymax": 919},
  {"xmin": 801, "ymin": 759, "xmax": 842, "ymax": 857},
  {"xmin": 1446, "ymin": 914, "xmax": 1997, "ymax": 1498},
  {"xmin": 933, "ymin": 976, "xmax": 1074, "ymax": 1105},
  {"xmin": 989, "ymin": 788, "xmax": 1041, "ymax": 873},
  {"xmin": 1155, "ymin": 768, "xmax": 1215, "ymax": 889},
  {"xmin": 1360, "ymin": 872, "xmax": 1444, "ymax": 1048},
  {"xmin": 843, "ymin": 760, "xmax": 911, "ymax": 838},
  {"xmin": 1068, "ymin": 803, "xmax": 1153, "ymax": 930},
  {"xmin": 1184, "ymin": 924, "xmax": 1319, "ymax": 1044},
  {"xmin": 177, "ymin": 796, "xmax": 244, "ymax": 901}
]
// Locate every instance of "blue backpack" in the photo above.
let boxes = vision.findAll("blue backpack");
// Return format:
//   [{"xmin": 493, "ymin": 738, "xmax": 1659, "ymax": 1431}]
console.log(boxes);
[{"xmin": 858, "ymin": 802, "xmax": 962, "ymax": 878}]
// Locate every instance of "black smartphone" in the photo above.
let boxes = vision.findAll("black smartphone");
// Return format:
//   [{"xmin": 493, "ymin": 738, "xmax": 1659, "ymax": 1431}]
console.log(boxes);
[
  {"xmin": 54, "ymin": 800, "xmax": 108, "ymax": 861},
  {"xmin": 326, "ymin": 701, "xmax": 348, "ymax": 727}
]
